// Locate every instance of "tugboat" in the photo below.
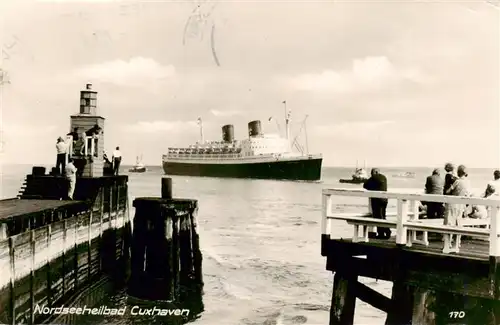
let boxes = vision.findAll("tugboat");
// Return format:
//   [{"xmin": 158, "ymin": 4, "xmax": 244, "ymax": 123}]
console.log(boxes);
[
  {"xmin": 129, "ymin": 156, "xmax": 147, "ymax": 173},
  {"xmin": 339, "ymin": 161, "xmax": 369, "ymax": 184},
  {"xmin": 339, "ymin": 167, "xmax": 369, "ymax": 184},
  {"xmin": 161, "ymin": 102, "xmax": 323, "ymax": 181}
]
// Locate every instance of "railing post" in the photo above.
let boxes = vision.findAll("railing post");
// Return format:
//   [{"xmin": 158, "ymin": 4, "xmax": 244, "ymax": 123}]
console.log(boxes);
[
  {"xmin": 396, "ymin": 199, "xmax": 408, "ymax": 245},
  {"xmin": 91, "ymin": 137, "xmax": 96, "ymax": 157},
  {"xmin": 84, "ymin": 137, "xmax": 88, "ymax": 156},
  {"xmin": 321, "ymin": 193, "xmax": 332, "ymax": 237},
  {"xmin": 489, "ymin": 205, "xmax": 499, "ymax": 257}
]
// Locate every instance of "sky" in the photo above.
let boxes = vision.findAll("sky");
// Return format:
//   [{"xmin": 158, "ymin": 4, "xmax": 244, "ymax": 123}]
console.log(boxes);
[{"xmin": 0, "ymin": 0, "xmax": 499, "ymax": 167}]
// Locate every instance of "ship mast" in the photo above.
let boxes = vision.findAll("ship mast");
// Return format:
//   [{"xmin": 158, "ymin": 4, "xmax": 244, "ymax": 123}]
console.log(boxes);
[
  {"xmin": 304, "ymin": 114, "xmax": 309, "ymax": 155},
  {"xmin": 197, "ymin": 117, "xmax": 204, "ymax": 143},
  {"xmin": 283, "ymin": 100, "xmax": 290, "ymax": 146}
]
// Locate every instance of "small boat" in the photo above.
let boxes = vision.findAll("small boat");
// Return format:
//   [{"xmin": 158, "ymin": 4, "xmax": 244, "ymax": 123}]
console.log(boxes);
[
  {"xmin": 129, "ymin": 156, "xmax": 147, "ymax": 173},
  {"xmin": 339, "ymin": 167, "xmax": 369, "ymax": 184},
  {"xmin": 392, "ymin": 171, "xmax": 416, "ymax": 178}
]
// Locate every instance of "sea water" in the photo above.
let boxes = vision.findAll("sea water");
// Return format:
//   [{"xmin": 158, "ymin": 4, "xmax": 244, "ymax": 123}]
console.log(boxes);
[{"xmin": 1, "ymin": 164, "xmax": 496, "ymax": 324}]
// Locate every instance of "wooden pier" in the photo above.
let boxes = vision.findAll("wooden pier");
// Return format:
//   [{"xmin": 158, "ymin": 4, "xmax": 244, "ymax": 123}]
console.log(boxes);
[
  {"xmin": 321, "ymin": 189, "xmax": 500, "ymax": 325},
  {"xmin": 0, "ymin": 169, "xmax": 131, "ymax": 325}
]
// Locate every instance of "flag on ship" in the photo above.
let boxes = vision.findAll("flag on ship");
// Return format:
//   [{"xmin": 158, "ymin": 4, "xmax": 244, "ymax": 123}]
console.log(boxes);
[
  {"xmin": 268, "ymin": 116, "xmax": 273, "ymax": 122},
  {"xmin": 197, "ymin": 117, "xmax": 202, "ymax": 124}
]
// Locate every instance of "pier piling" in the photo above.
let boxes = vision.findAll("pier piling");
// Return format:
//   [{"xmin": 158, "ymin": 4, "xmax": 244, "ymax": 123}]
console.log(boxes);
[{"xmin": 129, "ymin": 177, "xmax": 203, "ymax": 301}]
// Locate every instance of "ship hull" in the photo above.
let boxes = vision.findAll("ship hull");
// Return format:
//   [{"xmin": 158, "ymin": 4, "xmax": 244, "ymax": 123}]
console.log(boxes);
[
  {"xmin": 162, "ymin": 157, "xmax": 322, "ymax": 181},
  {"xmin": 129, "ymin": 167, "xmax": 147, "ymax": 173},
  {"xmin": 339, "ymin": 178, "xmax": 366, "ymax": 184}
]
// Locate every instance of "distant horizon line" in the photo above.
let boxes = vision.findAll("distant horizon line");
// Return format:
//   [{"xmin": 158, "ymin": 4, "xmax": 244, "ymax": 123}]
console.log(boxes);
[{"xmin": 1, "ymin": 163, "xmax": 498, "ymax": 170}]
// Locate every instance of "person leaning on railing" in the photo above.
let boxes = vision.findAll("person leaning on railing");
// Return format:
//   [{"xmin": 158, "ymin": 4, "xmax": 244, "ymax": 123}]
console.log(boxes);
[
  {"xmin": 444, "ymin": 165, "xmax": 471, "ymax": 225},
  {"xmin": 424, "ymin": 168, "xmax": 445, "ymax": 219},
  {"xmin": 363, "ymin": 168, "xmax": 391, "ymax": 239},
  {"xmin": 443, "ymin": 162, "xmax": 458, "ymax": 195}
]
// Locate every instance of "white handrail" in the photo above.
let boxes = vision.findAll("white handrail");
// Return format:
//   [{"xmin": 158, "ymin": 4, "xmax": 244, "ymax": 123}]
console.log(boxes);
[{"xmin": 322, "ymin": 188, "xmax": 500, "ymax": 256}]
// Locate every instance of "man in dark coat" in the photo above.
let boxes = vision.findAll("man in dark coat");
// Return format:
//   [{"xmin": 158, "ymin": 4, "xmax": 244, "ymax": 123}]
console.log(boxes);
[
  {"xmin": 363, "ymin": 168, "xmax": 391, "ymax": 239},
  {"xmin": 424, "ymin": 168, "xmax": 445, "ymax": 218},
  {"xmin": 443, "ymin": 163, "xmax": 457, "ymax": 195}
]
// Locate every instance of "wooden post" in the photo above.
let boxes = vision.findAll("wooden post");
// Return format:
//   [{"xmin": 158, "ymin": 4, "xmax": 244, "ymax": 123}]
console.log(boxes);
[
  {"xmin": 171, "ymin": 214, "xmax": 180, "ymax": 299},
  {"xmin": 46, "ymin": 225, "xmax": 52, "ymax": 307},
  {"xmin": 489, "ymin": 205, "xmax": 500, "ymax": 301},
  {"xmin": 179, "ymin": 213, "xmax": 194, "ymax": 287},
  {"xmin": 0, "ymin": 223, "xmax": 7, "ymax": 240},
  {"xmin": 116, "ymin": 182, "xmax": 121, "ymax": 231},
  {"xmin": 386, "ymin": 281, "xmax": 415, "ymax": 325},
  {"xmin": 88, "ymin": 211, "xmax": 92, "ymax": 279},
  {"xmin": 162, "ymin": 177, "xmax": 172, "ymax": 199},
  {"xmin": 489, "ymin": 206, "xmax": 499, "ymax": 258},
  {"xmin": 330, "ymin": 271, "xmax": 357, "ymax": 325},
  {"xmin": 73, "ymin": 215, "xmax": 78, "ymax": 290},
  {"xmin": 8, "ymin": 237, "xmax": 15, "ymax": 325},
  {"xmin": 62, "ymin": 219, "xmax": 67, "ymax": 296},
  {"xmin": 166, "ymin": 217, "xmax": 175, "ymax": 299},
  {"xmin": 30, "ymin": 227, "xmax": 35, "ymax": 325},
  {"xmin": 110, "ymin": 185, "xmax": 113, "ymax": 229},
  {"xmin": 190, "ymin": 207, "xmax": 203, "ymax": 286},
  {"xmin": 396, "ymin": 199, "xmax": 408, "ymax": 245},
  {"xmin": 321, "ymin": 194, "xmax": 332, "ymax": 254},
  {"xmin": 99, "ymin": 189, "xmax": 104, "ymax": 272}
]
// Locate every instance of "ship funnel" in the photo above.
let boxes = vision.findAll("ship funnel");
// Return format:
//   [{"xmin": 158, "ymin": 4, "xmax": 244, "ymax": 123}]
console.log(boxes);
[
  {"xmin": 248, "ymin": 120, "xmax": 262, "ymax": 137},
  {"xmin": 222, "ymin": 124, "xmax": 234, "ymax": 142}
]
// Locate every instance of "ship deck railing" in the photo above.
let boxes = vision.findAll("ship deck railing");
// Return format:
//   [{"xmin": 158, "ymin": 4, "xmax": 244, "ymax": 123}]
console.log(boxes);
[{"xmin": 321, "ymin": 188, "xmax": 500, "ymax": 257}]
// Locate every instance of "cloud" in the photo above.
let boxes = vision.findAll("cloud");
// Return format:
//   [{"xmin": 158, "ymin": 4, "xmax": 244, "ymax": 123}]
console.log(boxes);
[
  {"xmin": 210, "ymin": 109, "xmax": 241, "ymax": 117},
  {"xmin": 3, "ymin": 123, "xmax": 57, "ymax": 138},
  {"xmin": 125, "ymin": 120, "xmax": 198, "ymax": 134},
  {"xmin": 73, "ymin": 57, "xmax": 176, "ymax": 87},
  {"xmin": 313, "ymin": 120, "xmax": 395, "ymax": 139},
  {"xmin": 287, "ymin": 56, "xmax": 427, "ymax": 93}
]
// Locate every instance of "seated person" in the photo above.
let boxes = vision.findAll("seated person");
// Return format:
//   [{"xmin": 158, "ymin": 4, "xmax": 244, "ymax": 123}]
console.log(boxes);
[{"xmin": 465, "ymin": 187, "xmax": 495, "ymax": 219}]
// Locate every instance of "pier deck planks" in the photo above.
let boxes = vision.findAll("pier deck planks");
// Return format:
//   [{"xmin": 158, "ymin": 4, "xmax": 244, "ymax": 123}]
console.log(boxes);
[
  {"xmin": 325, "ymin": 235, "xmax": 490, "ymax": 260},
  {"xmin": 0, "ymin": 199, "xmax": 82, "ymax": 220}
]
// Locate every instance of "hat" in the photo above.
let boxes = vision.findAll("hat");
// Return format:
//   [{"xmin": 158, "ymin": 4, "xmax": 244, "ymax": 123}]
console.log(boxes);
[
  {"xmin": 444, "ymin": 163, "xmax": 454, "ymax": 172},
  {"xmin": 57, "ymin": 137, "xmax": 63, "ymax": 141},
  {"xmin": 432, "ymin": 168, "xmax": 440, "ymax": 175}
]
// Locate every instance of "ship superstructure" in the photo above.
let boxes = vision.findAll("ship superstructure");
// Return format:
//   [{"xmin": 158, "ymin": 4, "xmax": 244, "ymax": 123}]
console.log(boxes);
[{"xmin": 162, "ymin": 105, "xmax": 322, "ymax": 181}]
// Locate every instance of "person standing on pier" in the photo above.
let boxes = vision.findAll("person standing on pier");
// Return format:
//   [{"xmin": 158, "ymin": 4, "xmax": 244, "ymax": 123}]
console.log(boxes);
[
  {"xmin": 443, "ymin": 163, "xmax": 457, "ymax": 195},
  {"xmin": 443, "ymin": 165, "xmax": 471, "ymax": 252},
  {"xmin": 112, "ymin": 146, "xmax": 122, "ymax": 175},
  {"xmin": 424, "ymin": 169, "xmax": 444, "ymax": 218},
  {"xmin": 55, "ymin": 137, "xmax": 67, "ymax": 175},
  {"xmin": 65, "ymin": 158, "xmax": 77, "ymax": 200},
  {"xmin": 363, "ymin": 168, "xmax": 391, "ymax": 239}
]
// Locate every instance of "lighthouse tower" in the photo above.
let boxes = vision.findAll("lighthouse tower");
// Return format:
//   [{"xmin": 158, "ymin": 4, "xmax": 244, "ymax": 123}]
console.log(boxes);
[{"xmin": 70, "ymin": 83, "xmax": 105, "ymax": 177}]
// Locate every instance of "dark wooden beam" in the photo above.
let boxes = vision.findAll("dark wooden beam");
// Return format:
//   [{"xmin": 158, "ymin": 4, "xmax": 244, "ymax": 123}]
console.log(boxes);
[
  {"xmin": 330, "ymin": 272, "xmax": 357, "ymax": 325},
  {"xmin": 355, "ymin": 281, "xmax": 391, "ymax": 313}
]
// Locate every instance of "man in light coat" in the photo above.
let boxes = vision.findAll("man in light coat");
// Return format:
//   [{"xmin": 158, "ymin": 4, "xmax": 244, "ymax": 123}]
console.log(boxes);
[{"xmin": 65, "ymin": 158, "xmax": 78, "ymax": 200}]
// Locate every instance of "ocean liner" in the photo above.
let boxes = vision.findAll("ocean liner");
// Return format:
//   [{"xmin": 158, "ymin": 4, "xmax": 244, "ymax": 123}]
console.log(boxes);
[{"xmin": 162, "ymin": 105, "xmax": 322, "ymax": 181}]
